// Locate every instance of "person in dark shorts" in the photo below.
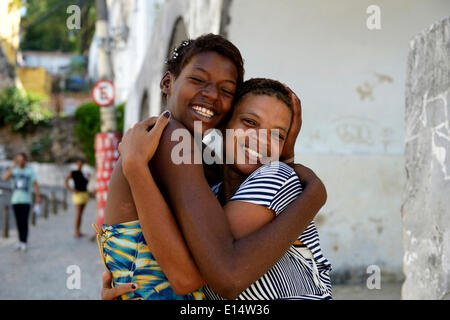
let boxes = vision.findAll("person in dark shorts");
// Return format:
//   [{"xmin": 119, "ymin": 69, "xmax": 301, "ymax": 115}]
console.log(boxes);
[{"xmin": 65, "ymin": 159, "xmax": 90, "ymax": 238}]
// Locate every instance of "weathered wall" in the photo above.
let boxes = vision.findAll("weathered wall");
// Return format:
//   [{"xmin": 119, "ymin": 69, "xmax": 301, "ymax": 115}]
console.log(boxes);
[
  {"xmin": 119, "ymin": 0, "xmax": 450, "ymax": 285},
  {"xmin": 123, "ymin": 0, "xmax": 224, "ymax": 130},
  {"xmin": 0, "ymin": 160, "xmax": 95, "ymax": 191},
  {"xmin": 402, "ymin": 16, "xmax": 450, "ymax": 300},
  {"xmin": 0, "ymin": 116, "xmax": 85, "ymax": 164},
  {"xmin": 225, "ymin": 0, "xmax": 450, "ymax": 282}
]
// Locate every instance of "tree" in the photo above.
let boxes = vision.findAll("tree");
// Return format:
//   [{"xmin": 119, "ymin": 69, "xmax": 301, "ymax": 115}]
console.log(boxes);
[{"xmin": 20, "ymin": 0, "xmax": 95, "ymax": 55}]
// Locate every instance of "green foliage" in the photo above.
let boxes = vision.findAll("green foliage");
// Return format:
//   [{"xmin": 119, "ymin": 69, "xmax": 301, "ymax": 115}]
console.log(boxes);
[
  {"xmin": 74, "ymin": 102, "xmax": 125, "ymax": 167},
  {"xmin": 0, "ymin": 87, "xmax": 53, "ymax": 133},
  {"xmin": 115, "ymin": 103, "xmax": 125, "ymax": 134},
  {"xmin": 20, "ymin": 0, "xmax": 96, "ymax": 55},
  {"xmin": 8, "ymin": 0, "xmax": 26, "ymax": 12},
  {"xmin": 74, "ymin": 101, "xmax": 100, "ymax": 166},
  {"xmin": 30, "ymin": 135, "xmax": 52, "ymax": 160}
]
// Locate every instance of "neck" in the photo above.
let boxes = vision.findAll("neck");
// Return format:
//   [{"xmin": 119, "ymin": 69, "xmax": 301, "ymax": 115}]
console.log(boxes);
[{"xmin": 222, "ymin": 165, "xmax": 247, "ymax": 202}]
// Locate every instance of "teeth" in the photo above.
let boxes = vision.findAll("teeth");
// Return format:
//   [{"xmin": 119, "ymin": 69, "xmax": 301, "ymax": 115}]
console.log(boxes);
[
  {"xmin": 192, "ymin": 106, "xmax": 214, "ymax": 118},
  {"xmin": 244, "ymin": 146, "xmax": 262, "ymax": 159}
]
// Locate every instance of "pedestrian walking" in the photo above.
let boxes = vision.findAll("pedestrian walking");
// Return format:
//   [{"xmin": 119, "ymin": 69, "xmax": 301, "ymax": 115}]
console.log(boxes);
[
  {"xmin": 2, "ymin": 152, "xmax": 40, "ymax": 252},
  {"xmin": 65, "ymin": 159, "xmax": 90, "ymax": 238}
]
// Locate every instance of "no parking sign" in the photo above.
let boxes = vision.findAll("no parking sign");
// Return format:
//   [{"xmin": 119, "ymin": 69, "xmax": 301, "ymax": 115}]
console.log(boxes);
[
  {"xmin": 91, "ymin": 80, "xmax": 115, "ymax": 107},
  {"xmin": 92, "ymin": 79, "xmax": 119, "ymax": 227}
]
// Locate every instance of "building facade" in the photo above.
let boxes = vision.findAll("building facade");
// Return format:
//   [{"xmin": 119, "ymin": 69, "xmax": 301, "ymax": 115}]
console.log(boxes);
[
  {"xmin": 94, "ymin": 0, "xmax": 450, "ymax": 288},
  {"xmin": 0, "ymin": 0, "xmax": 22, "ymax": 91}
]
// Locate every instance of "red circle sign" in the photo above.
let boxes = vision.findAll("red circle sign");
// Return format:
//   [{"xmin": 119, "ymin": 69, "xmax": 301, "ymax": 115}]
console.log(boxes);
[{"xmin": 91, "ymin": 80, "xmax": 115, "ymax": 107}]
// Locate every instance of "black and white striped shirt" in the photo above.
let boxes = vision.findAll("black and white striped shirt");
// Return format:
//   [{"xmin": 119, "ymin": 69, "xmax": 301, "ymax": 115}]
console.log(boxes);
[{"xmin": 204, "ymin": 161, "xmax": 332, "ymax": 300}]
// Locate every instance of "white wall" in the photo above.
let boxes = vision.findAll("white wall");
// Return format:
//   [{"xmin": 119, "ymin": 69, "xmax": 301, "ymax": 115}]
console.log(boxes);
[
  {"xmin": 0, "ymin": 160, "xmax": 95, "ymax": 191},
  {"xmin": 108, "ymin": 0, "xmax": 164, "ymax": 104},
  {"xmin": 88, "ymin": 0, "xmax": 164, "ymax": 105},
  {"xmin": 226, "ymin": 0, "xmax": 450, "ymax": 281},
  {"xmin": 124, "ymin": 0, "xmax": 224, "ymax": 130},
  {"xmin": 23, "ymin": 53, "xmax": 72, "ymax": 74}
]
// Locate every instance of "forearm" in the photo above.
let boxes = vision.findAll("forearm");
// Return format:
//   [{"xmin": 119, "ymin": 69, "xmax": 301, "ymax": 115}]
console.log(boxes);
[
  {"xmin": 125, "ymin": 162, "xmax": 205, "ymax": 294},
  {"xmin": 290, "ymin": 162, "xmax": 326, "ymax": 191},
  {"xmin": 177, "ymin": 170, "xmax": 325, "ymax": 298},
  {"xmin": 64, "ymin": 177, "xmax": 74, "ymax": 192},
  {"xmin": 154, "ymin": 122, "xmax": 326, "ymax": 298},
  {"xmin": 2, "ymin": 167, "xmax": 13, "ymax": 180},
  {"xmin": 167, "ymin": 164, "xmax": 324, "ymax": 298},
  {"xmin": 172, "ymin": 178, "xmax": 325, "ymax": 298}
]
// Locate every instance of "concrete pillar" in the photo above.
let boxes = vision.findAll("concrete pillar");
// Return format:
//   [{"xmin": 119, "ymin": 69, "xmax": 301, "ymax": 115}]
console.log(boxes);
[
  {"xmin": 402, "ymin": 16, "xmax": 450, "ymax": 300},
  {"xmin": 95, "ymin": 0, "xmax": 117, "ymax": 133}
]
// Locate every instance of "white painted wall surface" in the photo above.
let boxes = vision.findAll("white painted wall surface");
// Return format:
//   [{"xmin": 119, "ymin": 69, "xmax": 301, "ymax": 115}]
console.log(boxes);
[
  {"xmin": 0, "ymin": 160, "xmax": 95, "ymax": 191},
  {"xmin": 124, "ymin": 0, "xmax": 224, "ymax": 130},
  {"xmin": 226, "ymin": 0, "xmax": 450, "ymax": 280},
  {"xmin": 108, "ymin": 0, "xmax": 164, "ymax": 104},
  {"xmin": 23, "ymin": 53, "xmax": 72, "ymax": 74},
  {"xmin": 88, "ymin": 0, "xmax": 165, "ymax": 104}
]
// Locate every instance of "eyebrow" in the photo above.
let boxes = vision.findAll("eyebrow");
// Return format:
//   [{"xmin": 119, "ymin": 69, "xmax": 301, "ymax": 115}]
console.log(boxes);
[
  {"xmin": 193, "ymin": 66, "xmax": 236, "ymax": 85},
  {"xmin": 240, "ymin": 112, "xmax": 288, "ymax": 133},
  {"xmin": 240, "ymin": 111, "xmax": 261, "ymax": 119},
  {"xmin": 273, "ymin": 127, "xmax": 288, "ymax": 134}
]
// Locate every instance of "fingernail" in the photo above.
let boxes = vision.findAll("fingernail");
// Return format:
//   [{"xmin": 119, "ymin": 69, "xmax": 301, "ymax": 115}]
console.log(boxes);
[{"xmin": 163, "ymin": 111, "xmax": 170, "ymax": 118}]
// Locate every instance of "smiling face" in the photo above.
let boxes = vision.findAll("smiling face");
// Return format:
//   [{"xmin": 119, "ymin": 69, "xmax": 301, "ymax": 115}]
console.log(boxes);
[
  {"xmin": 161, "ymin": 51, "xmax": 238, "ymax": 135},
  {"xmin": 224, "ymin": 93, "xmax": 292, "ymax": 176}
]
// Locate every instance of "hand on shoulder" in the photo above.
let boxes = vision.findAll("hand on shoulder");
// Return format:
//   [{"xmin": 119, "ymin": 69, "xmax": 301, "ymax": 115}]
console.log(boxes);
[{"xmin": 119, "ymin": 111, "xmax": 171, "ymax": 178}]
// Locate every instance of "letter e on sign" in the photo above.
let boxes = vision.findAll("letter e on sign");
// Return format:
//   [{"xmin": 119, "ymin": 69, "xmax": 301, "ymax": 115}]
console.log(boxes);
[{"xmin": 92, "ymin": 80, "xmax": 115, "ymax": 107}]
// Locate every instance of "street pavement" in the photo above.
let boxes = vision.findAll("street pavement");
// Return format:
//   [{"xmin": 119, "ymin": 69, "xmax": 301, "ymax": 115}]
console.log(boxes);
[
  {"xmin": 333, "ymin": 283, "xmax": 401, "ymax": 300},
  {"xmin": 0, "ymin": 200, "xmax": 104, "ymax": 300},
  {"xmin": 0, "ymin": 198, "xmax": 402, "ymax": 300}
]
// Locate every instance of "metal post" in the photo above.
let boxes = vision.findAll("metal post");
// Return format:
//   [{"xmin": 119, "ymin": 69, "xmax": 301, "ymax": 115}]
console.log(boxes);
[
  {"xmin": 51, "ymin": 191, "xmax": 57, "ymax": 215},
  {"xmin": 2, "ymin": 205, "xmax": 8, "ymax": 238},
  {"xmin": 31, "ymin": 203, "xmax": 36, "ymax": 226},
  {"xmin": 63, "ymin": 189, "xmax": 68, "ymax": 211},
  {"xmin": 44, "ymin": 196, "xmax": 49, "ymax": 219},
  {"xmin": 94, "ymin": 0, "xmax": 119, "ymax": 229},
  {"xmin": 95, "ymin": 0, "xmax": 117, "ymax": 132}
]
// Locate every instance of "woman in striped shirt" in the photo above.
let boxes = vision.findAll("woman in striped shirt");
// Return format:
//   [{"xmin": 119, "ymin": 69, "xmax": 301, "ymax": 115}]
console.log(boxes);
[
  {"xmin": 117, "ymin": 78, "xmax": 331, "ymax": 299},
  {"xmin": 200, "ymin": 78, "xmax": 331, "ymax": 299}
]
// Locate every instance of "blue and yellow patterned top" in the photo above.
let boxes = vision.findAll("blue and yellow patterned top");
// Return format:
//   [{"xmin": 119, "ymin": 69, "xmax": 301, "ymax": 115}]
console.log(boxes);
[{"xmin": 95, "ymin": 220, "xmax": 205, "ymax": 300}]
